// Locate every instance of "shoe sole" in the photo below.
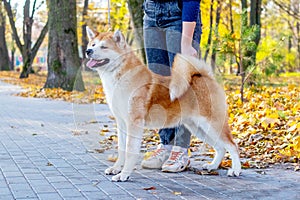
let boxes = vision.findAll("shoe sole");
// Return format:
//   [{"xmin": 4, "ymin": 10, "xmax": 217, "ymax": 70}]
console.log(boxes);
[
  {"xmin": 161, "ymin": 160, "xmax": 190, "ymax": 173},
  {"xmin": 141, "ymin": 165, "xmax": 162, "ymax": 169}
]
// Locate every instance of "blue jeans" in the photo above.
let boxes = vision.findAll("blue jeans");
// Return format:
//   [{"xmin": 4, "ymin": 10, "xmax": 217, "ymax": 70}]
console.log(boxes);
[{"xmin": 143, "ymin": 0, "xmax": 201, "ymax": 148}]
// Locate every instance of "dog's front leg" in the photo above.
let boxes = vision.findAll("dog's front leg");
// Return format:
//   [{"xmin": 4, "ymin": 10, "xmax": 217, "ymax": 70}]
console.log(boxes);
[
  {"xmin": 105, "ymin": 119, "xmax": 126, "ymax": 175},
  {"xmin": 111, "ymin": 123, "xmax": 143, "ymax": 182}
]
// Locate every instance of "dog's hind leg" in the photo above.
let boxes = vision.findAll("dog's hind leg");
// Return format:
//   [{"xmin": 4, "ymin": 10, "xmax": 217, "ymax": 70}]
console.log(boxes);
[
  {"xmin": 221, "ymin": 124, "xmax": 241, "ymax": 176},
  {"xmin": 185, "ymin": 121, "xmax": 225, "ymax": 171},
  {"xmin": 105, "ymin": 119, "xmax": 126, "ymax": 175},
  {"xmin": 185, "ymin": 120, "xmax": 241, "ymax": 176},
  {"xmin": 204, "ymin": 123, "xmax": 241, "ymax": 176},
  {"xmin": 202, "ymin": 145, "xmax": 226, "ymax": 171}
]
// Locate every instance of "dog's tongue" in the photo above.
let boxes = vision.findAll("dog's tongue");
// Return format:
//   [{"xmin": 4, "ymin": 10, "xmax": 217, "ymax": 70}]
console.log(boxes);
[{"xmin": 86, "ymin": 59, "xmax": 98, "ymax": 68}]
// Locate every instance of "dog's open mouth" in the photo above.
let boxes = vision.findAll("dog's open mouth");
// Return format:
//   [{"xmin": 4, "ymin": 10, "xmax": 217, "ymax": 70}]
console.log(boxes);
[{"xmin": 86, "ymin": 58, "xmax": 110, "ymax": 68}]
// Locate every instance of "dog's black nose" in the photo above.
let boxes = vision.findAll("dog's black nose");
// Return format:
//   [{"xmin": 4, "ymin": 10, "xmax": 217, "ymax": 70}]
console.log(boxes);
[{"xmin": 86, "ymin": 49, "xmax": 93, "ymax": 56}]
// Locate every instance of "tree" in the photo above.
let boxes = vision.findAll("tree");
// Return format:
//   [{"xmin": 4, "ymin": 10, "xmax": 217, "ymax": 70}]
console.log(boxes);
[
  {"xmin": 228, "ymin": 0, "xmax": 235, "ymax": 74},
  {"xmin": 235, "ymin": 0, "xmax": 262, "ymax": 102},
  {"xmin": 110, "ymin": 0, "xmax": 130, "ymax": 32},
  {"xmin": 3, "ymin": 0, "xmax": 48, "ymax": 78},
  {"xmin": 204, "ymin": 0, "xmax": 214, "ymax": 62},
  {"xmin": 0, "ymin": 1, "xmax": 10, "ymax": 71},
  {"xmin": 127, "ymin": 0, "xmax": 146, "ymax": 63},
  {"xmin": 44, "ymin": 0, "xmax": 85, "ymax": 91},
  {"xmin": 81, "ymin": 0, "xmax": 89, "ymax": 63},
  {"xmin": 240, "ymin": 0, "xmax": 262, "ymax": 71},
  {"xmin": 211, "ymin": 0, "xmax": 222, "ymax": 72},
  {"xmin": 274, "ymin": 0, "xmax": 300, "ymax": 71}
]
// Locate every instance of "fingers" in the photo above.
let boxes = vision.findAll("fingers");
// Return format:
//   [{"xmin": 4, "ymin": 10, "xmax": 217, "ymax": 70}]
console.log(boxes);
[{"xmin": 181, "ymin": 44, "xmax": 197, "ymax": 57}]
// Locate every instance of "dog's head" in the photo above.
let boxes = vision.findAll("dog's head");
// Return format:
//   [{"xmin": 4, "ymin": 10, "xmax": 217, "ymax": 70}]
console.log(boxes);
[{"xmin": 85, "ymin": 27, "xmax": 127, "ymax": 71}]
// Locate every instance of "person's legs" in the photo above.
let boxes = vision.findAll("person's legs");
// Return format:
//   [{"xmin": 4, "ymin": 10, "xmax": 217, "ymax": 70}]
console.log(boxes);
[
  {"xmin": 144, "ymin": 27, "xmax": 171, "ymax": 76},
  {"xmin": 150, "ymin": 1, "xmax": 189, "ymax": 172},
  {"xmin": 143, "ymin": 0, "xmax": 176, "ymax": 146},
  {"xmin": 160, "ymin": 4, "xmax": 202, "ymax": 172},
  {"xmin": 144, "ymin": 23, "xmax": 176, "ymax": 147},
  {"xmin": 142, "ymin": 0, "xmax": 201, "ymax": 171},
  {"xmin": 166, "ymin": 5, "xmax": 201, "ymax": 147},
  {"xmin": 142, "ymin": 1, "xmax": 176, "ymax": 169},
  {"xmin": 164, "ymin": 27, "xmax": 192, "ymax": 149}
]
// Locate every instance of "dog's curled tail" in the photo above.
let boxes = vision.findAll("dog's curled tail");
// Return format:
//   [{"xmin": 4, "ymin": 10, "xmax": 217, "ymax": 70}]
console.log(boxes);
[{"xmin": 169, "ymin": 54, "xmax": 214, "ymax": 101}]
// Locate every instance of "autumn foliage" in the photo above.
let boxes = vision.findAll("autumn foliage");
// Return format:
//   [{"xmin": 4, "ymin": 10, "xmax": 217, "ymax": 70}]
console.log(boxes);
[{"xmin": 225, "ymin": 77, "xmax": 300, "ymax": 168}]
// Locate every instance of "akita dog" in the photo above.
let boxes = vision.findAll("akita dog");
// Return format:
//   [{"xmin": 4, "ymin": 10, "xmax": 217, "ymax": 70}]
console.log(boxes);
[{"xmin": 85, "ymin": 28, "xmax": 241, "ymax": 182}]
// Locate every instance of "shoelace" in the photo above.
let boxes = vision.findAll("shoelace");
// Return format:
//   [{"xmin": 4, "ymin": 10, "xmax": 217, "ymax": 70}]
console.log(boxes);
[
  {"xmin": 169, "ymin": 151, "xmax": 182, "ymax": 161},
  {"xmin": 151, "ymin": 148, "xmax": 165, "ymax": 157}
]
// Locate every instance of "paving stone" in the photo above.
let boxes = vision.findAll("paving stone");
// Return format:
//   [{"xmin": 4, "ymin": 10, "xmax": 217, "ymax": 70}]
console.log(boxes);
[
  {"xmin": 10, "ymin": 188, "xmax": 37, "ymax": 199},
  {"xmin": 0, "ymin": 195, "xmax": 14, "ymax": 200},
  {"xmin": 0, "ymin": 186, "xmax": 11, "ymax": 195},
  {"xmin": 37, "ymin": 192, "xmax": 63, "ymax": 200},
  {"xmin": 76, "ymin": 184, "xmax": 100, "ymax": 192},
  {"xmin": 109, "ymin": 195, "xmax": 136, "ymax": 200},
  {"xmin": 3, "ymin": 171, "xmax": 23, "ymax": 178},
  {"xmin": 82, "ymin": 191, "xmax": 109, "ymax": 200},
  {"xmin": 6, "ymin": 176, "xmax": 28, "ymax": 185},
  {"xmin": 32, "ymin": 184, "xmax": 57, "ymax": 193},
  {"xmin": 57, "ymin": 188, "xmax": 84, "ymax": 197},
  {"xmin": 50, "ymin": 181, "xmax": 75, "ymax": 190}
]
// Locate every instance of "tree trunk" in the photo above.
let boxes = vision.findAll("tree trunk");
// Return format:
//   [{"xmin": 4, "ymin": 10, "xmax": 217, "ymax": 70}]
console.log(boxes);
[
  {"xmin": 19, "ymin": 0, "xmax": 33, "ymax": 78},
  {"xmin": 229, "ymin": 0, "xmax": 234, "ymax": 74},
  {"xmin": 295, "ymin": 1, "xmax": 300, "ymax": 70},
  {"xmin": 211, "ymin": 0, "xmax": 222, "ymax": 72},
  {"xmin": 244, "ymin": 0, "xmax": 261, "ymax": 73},
  {"xmin": 239, "ymin": 0, "xmax": 248, "ymax": 102},
  {"xmin": 81, "ymin": 0, "xmax": 89, "ymax": 65},
  {"xmin": 242, "ymin": 0, "xmax": 261, "ymax": 71},
  {"xmin": 204, "ymin": 0, "xmax": 214, "ymax": 62},
  {"xmin": 239, "ymin": 0, "xmax": 247, "ymax": 76},
  {"xmin": 127, "ymin": 0, "xmax": 146, "ymax": 63},
  {"xmin": 0, "ymin": 2, "xmax": 10, "ymax": 71},
  {"xmin": 250, "ymin": 0, "xmax": 262, "ymax": 48},
  {"xmin": 10, "ymin": 49, "xmax": 15, "ymax": 71},
  {"xmin": 239, "ymin": 0, "xmax": 262, "ymax": 102},
  {"xmin": 229, "ymin": 0, "xmax": 234, "ymax": 34},
  {"xmin": 297, "ymin": 21, "xmax": 300, "ymax": 71},
  {"xmin": 288, "ymin": 35, "xmax": 292, "ymax": 71},
  {"xmin": 44, "ymin": 0, "xmax": 85, "ymax": 92}
]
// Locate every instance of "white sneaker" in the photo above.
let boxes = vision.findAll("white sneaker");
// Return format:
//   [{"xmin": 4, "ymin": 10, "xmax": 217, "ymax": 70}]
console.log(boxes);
[
  {"xmin": 161, "ymin": 146, "xmax": 190, "ymax": 172},
  {"xmin": 141, "ymin": 144, "xmax": 169, "ymax": 169}
]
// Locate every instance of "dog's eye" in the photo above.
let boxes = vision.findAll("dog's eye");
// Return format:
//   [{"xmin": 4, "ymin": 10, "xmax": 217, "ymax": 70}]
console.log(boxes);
[
  {"xmin": 92, "ymin": 43, "xmax": 95, "ymax": 47},
  {"xmin": 100, "ymin": 46, "xmax": 108, "ymax": 49}
]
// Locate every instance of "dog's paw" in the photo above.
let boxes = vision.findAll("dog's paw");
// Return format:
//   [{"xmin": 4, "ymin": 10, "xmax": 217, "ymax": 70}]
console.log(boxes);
[
  {"xmin": 227, "ymin": 168, "xmax": 242, "ymax": 177},
  {"xmin": 202, "ymin": 163, "xmax": 218, "ymax": 172},
  {"xmin": 111, "ymin": 172, "xmax": 130, "ymax": 182},
  {"xmin": 105, "ymin": 166, "xmax": 122, "ymax": 175}
]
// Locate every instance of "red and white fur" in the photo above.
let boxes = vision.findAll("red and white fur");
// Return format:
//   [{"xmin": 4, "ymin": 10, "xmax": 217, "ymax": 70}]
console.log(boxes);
[{"xmin": 85, "ymin": 28, "xmax": 241, "ymax": 182}]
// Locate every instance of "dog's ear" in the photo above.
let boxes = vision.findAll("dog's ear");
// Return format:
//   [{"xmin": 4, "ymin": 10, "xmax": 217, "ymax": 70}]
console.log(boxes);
[
  {"xmin": 86, "ymin": 26, "xmax": 97, "ymax": 41},
  {"xmin": 113, "ymin": 30, "xmax": 126, "ymax": 49}
]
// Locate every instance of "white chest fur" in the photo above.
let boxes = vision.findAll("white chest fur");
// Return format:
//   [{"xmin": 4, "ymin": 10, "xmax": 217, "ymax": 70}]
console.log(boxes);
[{"xmin": 99, "ymin": 71, "xmax": 131, "ymax": 120}]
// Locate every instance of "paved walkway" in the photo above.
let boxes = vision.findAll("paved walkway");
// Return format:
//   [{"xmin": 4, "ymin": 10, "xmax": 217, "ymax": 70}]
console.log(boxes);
[{"xmin": 0, "ymin": 80, "xmax": 299, "ymax": 200}]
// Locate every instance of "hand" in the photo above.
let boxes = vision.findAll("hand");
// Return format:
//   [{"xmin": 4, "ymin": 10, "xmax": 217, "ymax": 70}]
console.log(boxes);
[
  {"xmin": 181, "ymin": 43, "xmax": 197, "ymax": 57},
  {"xmin": 181, "ymin": 22, "xmax": 197, "ymax": 57}
]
